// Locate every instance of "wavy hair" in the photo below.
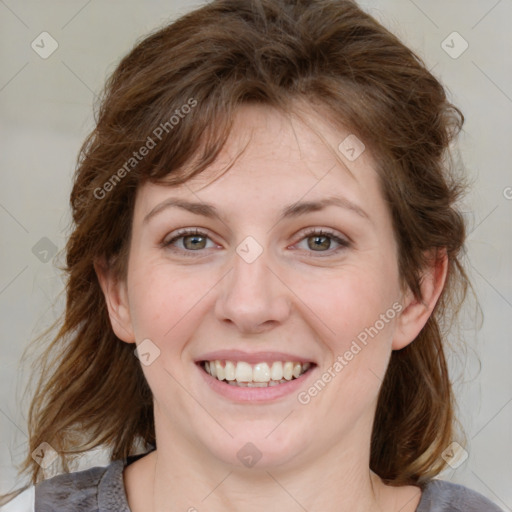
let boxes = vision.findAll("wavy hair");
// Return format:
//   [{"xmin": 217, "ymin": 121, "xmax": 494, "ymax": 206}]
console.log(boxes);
[{"xmin": 3, "ymin": 0, "xmax": 475, "ymax": 504}]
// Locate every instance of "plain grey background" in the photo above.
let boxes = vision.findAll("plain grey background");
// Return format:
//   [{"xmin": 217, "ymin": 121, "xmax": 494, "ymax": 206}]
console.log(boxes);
[{"xmin": 0, "ymin": 0, "xmax": 511, "ymax": 509}]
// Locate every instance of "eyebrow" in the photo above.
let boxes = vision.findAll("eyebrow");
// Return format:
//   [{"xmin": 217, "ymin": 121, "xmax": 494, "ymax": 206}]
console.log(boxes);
[{"xmin": 143, "ymin": 195, "xmax": 370, "ymax": 225}]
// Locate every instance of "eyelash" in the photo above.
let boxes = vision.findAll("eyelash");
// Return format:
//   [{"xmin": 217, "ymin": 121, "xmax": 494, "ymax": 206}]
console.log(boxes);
[{"xmin": 162, "ymin": 227, "xmax": 351, "ymax": 258}]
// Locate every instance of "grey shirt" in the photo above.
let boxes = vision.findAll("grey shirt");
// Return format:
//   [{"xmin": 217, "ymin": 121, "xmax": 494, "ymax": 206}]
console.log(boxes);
[{"xmin": 33, "ymin": 453, "xmax": 504, "ymax": 511}]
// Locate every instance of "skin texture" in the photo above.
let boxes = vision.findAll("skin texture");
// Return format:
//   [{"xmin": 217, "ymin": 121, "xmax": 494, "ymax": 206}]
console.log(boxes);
[{"xmin": 96, "ymin": 104, "xmax": 448, "ymax": 512}]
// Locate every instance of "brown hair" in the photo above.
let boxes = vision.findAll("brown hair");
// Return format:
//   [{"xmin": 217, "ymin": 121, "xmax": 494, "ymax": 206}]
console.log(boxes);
[{"xmin": 4, "ymin": 0, "xmax": 474, "ymax": 502}]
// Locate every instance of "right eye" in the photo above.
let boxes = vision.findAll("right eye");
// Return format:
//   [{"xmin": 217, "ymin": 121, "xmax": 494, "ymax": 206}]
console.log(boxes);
[{"xmin": 162, "ymin": 228, "xmax": 218, "ymax": 256}]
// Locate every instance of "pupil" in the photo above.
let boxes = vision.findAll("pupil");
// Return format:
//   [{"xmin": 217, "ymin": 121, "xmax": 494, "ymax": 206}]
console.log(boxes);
[
  {"xmin": 310, "ymin": 235, "xmax": 329, "ymax": 251},
  {"xmin": 185, "ymin": 235, "xmax": 205, "ymax": 249}
]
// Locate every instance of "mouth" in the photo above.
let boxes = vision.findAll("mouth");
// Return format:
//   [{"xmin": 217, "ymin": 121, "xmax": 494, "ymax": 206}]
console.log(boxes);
[{"xmin": 197, "ymin": 359, "xmax": 315, "ymax": 387}]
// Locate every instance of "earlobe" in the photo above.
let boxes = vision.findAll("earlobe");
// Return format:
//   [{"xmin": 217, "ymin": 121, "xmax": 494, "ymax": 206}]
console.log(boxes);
[
  {"xmin": 94, "ymin": 257, "xmax": 136, "ymax": 344},
  {"xmin": 392, "ymin": 249, "xmax": 448, "ymax": 350}
]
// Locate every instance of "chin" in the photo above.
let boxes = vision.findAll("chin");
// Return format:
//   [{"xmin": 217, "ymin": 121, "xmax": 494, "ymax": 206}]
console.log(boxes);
[{"xmin": 200, "ymin": 426, "xmax": 306, "ymax": 470}]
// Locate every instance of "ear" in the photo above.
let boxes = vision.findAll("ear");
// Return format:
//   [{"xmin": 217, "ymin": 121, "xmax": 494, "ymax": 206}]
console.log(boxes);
[
  {"xmin": 392, "ymin": 249, "xmax": 448, "ymax": 350},
  {"xmin": 94, "ymin": 257, "xmax": 136, "ymax": 344}
]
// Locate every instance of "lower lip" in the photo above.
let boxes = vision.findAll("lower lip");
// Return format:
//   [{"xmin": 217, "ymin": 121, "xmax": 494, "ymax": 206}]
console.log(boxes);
[{"xmin": 197, "ymin": 363, "xmax": 315, "ymax": 402}]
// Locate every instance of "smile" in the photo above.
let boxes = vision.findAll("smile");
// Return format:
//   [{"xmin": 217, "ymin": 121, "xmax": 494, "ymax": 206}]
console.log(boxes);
[{"xmin": 200, "ymin": 360, "xmax": 314, "ymax": 387}]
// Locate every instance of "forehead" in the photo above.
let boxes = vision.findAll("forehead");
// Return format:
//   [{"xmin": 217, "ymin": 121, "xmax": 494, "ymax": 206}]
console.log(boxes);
[
  {"xmin": 134, "ymin": 103, "xmax": 385, "ymax": 222},
  {"xmin": 192, "ymin": 103, "xmax": 369, "ymax": 185}
]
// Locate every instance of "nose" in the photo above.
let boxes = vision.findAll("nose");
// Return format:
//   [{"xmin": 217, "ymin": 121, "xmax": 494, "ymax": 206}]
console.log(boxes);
[{"xmin": 215, "ymin": 244, "xmax": 291, "ymax": 334}]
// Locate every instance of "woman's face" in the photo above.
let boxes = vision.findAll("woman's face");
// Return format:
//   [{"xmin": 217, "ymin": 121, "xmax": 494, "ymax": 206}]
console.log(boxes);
[{"xmin": 112, "ymin": 104, "xmax": 413, "ymax": 470}]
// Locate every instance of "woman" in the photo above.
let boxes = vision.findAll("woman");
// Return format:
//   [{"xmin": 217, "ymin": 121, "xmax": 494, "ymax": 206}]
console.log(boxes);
[{"xmin": 1, "ymin": 0, "xmax": 503, "ymax": 510}]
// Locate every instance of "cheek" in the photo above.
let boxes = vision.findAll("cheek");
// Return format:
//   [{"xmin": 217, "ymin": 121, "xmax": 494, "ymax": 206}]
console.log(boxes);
[
  {"xmin": 301, "ymin": 260, "xmax": 400, "ymax": 344},
  {"xmin": 293, "ymin": 279, "xmax": 398, "ymax": 448},
  {"xmin": 293, "ymin": 257, "xmax": 400, "ymax": 406},
  {"xmin": 126, "ymin": 256, "xmax": 219, "ymax": 348},
  {"xmin": 128, "ymin": 273, "xmax": 173, "ymax": 340}
]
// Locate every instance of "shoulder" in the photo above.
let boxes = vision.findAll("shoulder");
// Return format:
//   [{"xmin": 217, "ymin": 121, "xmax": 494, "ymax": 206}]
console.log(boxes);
[
  {"xmin": 418, "ymin": 479, "xmax": 504, "ymax": 512},
  {"xmin": 33, "ymin": 459, "xmax": 128, "ymax": 512}
]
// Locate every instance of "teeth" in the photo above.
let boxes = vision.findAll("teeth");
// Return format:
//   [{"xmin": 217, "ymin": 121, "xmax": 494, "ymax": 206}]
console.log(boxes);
[
  {"xmin": 253, "ymin": 363, "xmax": 271, "ymax": 382},
  {"xmin": 228, "ymin": 378, "xmax": 292, "ymax": 387},
  {"xmin": 283, "ymin": 362, "xmax": 293, "ymax": 380},
  {"xmin": 214, "ymin": 360, "xmax": 223, "ymax": 380},
  {"xmin": 224, "ymin": 361, "xmax": 236, "ymax": 381},
  {"xmin": 202, "ymin": 359, "xmax": 312, "ymax": 385},
  {"xmin": 235, "ymin": 362, "xmax": 252, "ymax": 382},
  {"xmin": 270, "ymin": 361, "xmax": 283, "ymax": 380}
]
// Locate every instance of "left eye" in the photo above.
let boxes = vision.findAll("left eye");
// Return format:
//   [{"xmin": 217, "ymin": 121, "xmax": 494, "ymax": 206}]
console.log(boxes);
[
  {"xmin": 295, "ymin": 229, "xmax": 351, "ymax": 255},
  {"xmin": 162, "ymin": 228, "xmax": 350, "ymax": 256}
]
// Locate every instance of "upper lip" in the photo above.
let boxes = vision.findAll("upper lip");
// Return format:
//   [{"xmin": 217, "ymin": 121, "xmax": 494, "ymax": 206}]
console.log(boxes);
[{"xmin": 195, "ymin": 350, "xmax": 316, "ymax": 365}]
